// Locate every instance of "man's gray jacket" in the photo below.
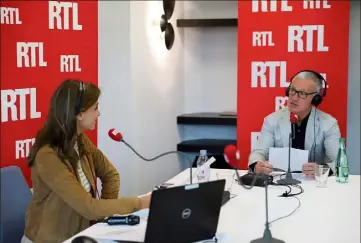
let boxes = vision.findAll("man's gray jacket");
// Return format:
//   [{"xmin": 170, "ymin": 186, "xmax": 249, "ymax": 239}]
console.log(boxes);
[{"xmin": 248, "ymin": 107, "xmax": 341, "ymax": 173}]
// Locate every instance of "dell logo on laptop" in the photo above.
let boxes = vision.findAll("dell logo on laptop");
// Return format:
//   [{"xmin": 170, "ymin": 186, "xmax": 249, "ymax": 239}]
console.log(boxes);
[{"xmin": 182, "ymin": 208, "xmax": 191, "ymax": 219}]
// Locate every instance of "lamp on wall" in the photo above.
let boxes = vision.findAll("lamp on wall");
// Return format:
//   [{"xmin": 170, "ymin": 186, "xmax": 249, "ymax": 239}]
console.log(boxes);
[{"xmin": 159, "ymin": 0, "xmax": 175, "ymax": 50}]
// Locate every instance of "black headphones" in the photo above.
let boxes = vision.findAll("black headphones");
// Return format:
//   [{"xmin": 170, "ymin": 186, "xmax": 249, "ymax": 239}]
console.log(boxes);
[
  {"xmin": 75, "ymin": 81, "xmax": 85, "ymax": 115},
  {"xmin": 285, "ymin": 69, "xmax": 327, "ymax": 107}
]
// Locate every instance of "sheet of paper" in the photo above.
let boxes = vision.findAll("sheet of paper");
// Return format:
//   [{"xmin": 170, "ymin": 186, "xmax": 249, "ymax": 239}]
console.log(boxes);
[
  {"xmin": 94, "ymin": 222, "xmax": 146, "ymax": 241},
  {"xmin": 269, "ymin": 147, "xmax": 309, "ymax": 172},
  {"xmin": 75, "ymin": 210, "xmax": 149, "ymax": 242}
]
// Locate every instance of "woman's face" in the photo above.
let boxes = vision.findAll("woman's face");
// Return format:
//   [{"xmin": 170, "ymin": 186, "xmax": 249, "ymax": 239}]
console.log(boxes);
[{"xmin": 76, "ymin": 101, "xmax": 99, "ymax": 132}]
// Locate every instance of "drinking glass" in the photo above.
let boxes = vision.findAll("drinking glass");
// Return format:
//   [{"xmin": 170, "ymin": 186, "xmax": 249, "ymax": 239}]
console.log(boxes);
[
  {"xmin": 216, "ymin": 171, "xmax": 235, "ymax": 191},
  {"xmin": 314, "ymin": 165, "xmax": 330, "ymax": 188}
]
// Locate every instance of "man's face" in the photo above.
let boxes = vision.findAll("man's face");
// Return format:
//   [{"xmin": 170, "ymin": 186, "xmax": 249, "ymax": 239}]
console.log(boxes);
[{"xmin": 287, "ymin": 78, "xmax": 319, "ymax": 114}]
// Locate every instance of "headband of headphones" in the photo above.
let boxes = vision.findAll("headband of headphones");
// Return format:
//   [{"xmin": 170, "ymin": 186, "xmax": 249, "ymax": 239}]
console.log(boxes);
[
  {"xmin": 289, "ymin": 69, "xmax": 327, "ymax": 98},
  {"xmin": 75, "ymin": 81, "xmax": 85, "ymax": 115}
]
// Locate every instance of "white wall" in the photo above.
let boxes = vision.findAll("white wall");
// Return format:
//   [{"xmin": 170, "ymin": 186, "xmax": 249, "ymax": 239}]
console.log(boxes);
[
  {"xmin": 98, "ymin": 1, "xmax": 137, "ymax": 196},
  {"xmin": 129, "ymin": 1, "xmax": 185, "ymax": 194},
  {"xmin": 183, "ymin": 1, "xmax": 238, "ymax": 113},
  {"xmin": 98, "ymin": 1, "xmax": 185, "ymax": 196}
]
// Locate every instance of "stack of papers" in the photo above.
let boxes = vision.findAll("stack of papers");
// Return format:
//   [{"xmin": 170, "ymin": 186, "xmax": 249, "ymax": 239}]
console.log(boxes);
[{"xmin": 269, "ymin": 147, "xmax": 309, "ymax": 172}]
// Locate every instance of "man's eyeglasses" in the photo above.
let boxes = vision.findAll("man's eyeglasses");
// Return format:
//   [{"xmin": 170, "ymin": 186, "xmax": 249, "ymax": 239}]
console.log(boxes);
[{"xmin": 288, "ymin": 88, "xmax": 318, "ymax": 99}]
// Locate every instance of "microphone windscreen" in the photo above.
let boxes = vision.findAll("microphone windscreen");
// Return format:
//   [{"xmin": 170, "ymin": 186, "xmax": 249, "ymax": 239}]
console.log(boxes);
[
  {"xmin": 290, "ymin": 113, "xmax": 298, "ymax": 124},
  {"xmin": 108, "ymin": 128, "xmax": 123, "ymax": 142},
  {"xmin": 223, "ymin": 144, "xmax": 240, "ymax": 168}
]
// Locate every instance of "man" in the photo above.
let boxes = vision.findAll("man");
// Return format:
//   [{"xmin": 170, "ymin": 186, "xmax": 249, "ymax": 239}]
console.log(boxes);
[{"xmin": 248, "ymin": 70, "xmax": 340, "ymax": 178}]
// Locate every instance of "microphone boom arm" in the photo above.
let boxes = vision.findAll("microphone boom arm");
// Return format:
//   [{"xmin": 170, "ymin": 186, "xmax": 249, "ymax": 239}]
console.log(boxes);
[{"xmin": 122, "ymin": 139, "xmax": 194, "ymax": 184}]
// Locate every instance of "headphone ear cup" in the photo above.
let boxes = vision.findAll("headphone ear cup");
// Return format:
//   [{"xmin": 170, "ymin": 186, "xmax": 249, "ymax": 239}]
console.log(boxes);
[
  {"xmin": 285, "ymin": 87, "xmax": 290, "ymax": 97},
  {"xmin": 312, "ymin": 94, "xmax": 322, "ymax": 106}
]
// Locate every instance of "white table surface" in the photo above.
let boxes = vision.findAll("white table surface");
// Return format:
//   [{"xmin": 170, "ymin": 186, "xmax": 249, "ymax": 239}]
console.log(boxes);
[{"xmin": 64, "ymin": 168, "xmax": 360, "ymax": 243}]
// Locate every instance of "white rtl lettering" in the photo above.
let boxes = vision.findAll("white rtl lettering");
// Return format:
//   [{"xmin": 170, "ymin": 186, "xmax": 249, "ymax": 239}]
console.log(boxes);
[
  {"xmin": 30, "ymin": 88, "xmax": 41, "ymax": 119},
  {"xmin": 275, "ymin": 96, "xmax": 289, "ymax": 111},
  {"xmin": 252, "ymin": 0, "xmax": 292, "ymax": 12},
  {"xmin": 49, "ymin": 1, "xmax": 82, "ymax": 30},
  {"xmin": 252, "ymin": 31, "xmax": 275, "ymax": 47},
  {"xmin": 251, "ymin": 132, "xmax": 261, "ymax": 151},
  {"xmin": 1, "ymin": 88, "xmax": 41, "ymax": 122},
  {"xmin": 288, "ymin": 25, "xmax": 329, "ymax": 52},
  {"xmin": 0, "ymin": 7, "xmax": 22, "ymax": 24},
  {"xmin": 303, "ymin": 0, "xmax": 331, "ymax": 9},
  {"xmin": 251, "ymin": 61, "xmax": 287, "ymax": 88},
  {"xmin": 16, "ymin": 42, "xmax": 47, "ymax": 68},
  {"xmin": 281, "ymin": 0, "xmax": 293, "ymax": 12},
  {"xmin": 15, "ymin": 138, "xmax": 35, "ymax": 159},
  {"xmin": 60, "ymin": 55, "xmax": 81, "ymax": 72}
]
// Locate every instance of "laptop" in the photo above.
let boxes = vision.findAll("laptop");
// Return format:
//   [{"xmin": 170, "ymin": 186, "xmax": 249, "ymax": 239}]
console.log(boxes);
[
  {"xmin": 143, "ymin": 179, "xmax": 225, "ymax": 243},
  {"xmin": 72, "ymin": 179, "xmax": 226, "ymax": 243}
]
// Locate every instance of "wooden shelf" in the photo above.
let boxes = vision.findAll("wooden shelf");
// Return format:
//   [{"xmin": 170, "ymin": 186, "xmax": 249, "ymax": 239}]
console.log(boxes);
[
  {"xmin": 177, "ymin": 139, "xmax": 237, "ymax": 153},
  {"xmin": 177, "ymin": 112, "xmax": 237, "ymax": 126},
  {"xmin": 177, "ymin": 18, "xmax": 237, "ymax": 28}
]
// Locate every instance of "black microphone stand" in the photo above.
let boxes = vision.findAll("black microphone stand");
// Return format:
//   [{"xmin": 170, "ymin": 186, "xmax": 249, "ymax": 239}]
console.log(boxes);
[
  {"xmin": 121, "ymin": 139, "xmax": 194, "ymax": 184},
  {"xmin": 250, "ymin": 179, "xmax": 285, "ymax": 243},
  {"xmin": 231, "ymin": 168, "xmax": 285, "ymax": 243},
  {"xmin": 277, "ymin": 125, "xmax": 301, "ymax": 185}
]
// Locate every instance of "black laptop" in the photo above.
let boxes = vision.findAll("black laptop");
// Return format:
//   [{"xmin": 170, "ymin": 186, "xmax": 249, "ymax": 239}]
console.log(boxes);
[
  {"xmin": 72, "ymin": 179, "xmax": 226, "ymax": 243},
  {"xmin": 143, "ymin": 179, "xmax": 225, "ymax": 243}
]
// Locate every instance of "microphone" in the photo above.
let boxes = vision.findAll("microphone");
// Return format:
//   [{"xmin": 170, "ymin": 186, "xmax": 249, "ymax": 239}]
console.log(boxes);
[
  {"xmin": 108, "ymin": 128, "xmax": 195, "ymax": 184},
  {"xmin": 290, "ymin": 113, "xmax": 298, "ymax": 139},
  {"xmin": 104, "ymin": 215, "xmax": 140, "ymax": 226},
  {"xmin": 224, "ymin": 145, "xmax": 270, "ymax": 189},
  {"xmin": 223, "ymin": 145, "xmax": 285, "ymax": 243},
  {"xmin": 290, "ymin": 113, "xmax": 298, "ymax": 123},
  {"xmin": 277, "ymin": 113, "xmax": 301, "ymax": 185}
]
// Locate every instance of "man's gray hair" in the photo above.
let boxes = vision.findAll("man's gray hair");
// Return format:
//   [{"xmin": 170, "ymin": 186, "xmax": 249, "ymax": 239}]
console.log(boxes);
[{"xmin": 292, "ymin": 71, "xmax": 323, "ymax": 93}]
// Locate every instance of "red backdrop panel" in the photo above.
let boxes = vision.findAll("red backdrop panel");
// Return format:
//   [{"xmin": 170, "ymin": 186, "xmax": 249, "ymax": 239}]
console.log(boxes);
[
  {"xmin": 0, "ymin": 0, "xmax": 98, "ymax": 186},
  {"xmin": 237, "ymin": 0, "xmax": 350, "ymax": 169}
]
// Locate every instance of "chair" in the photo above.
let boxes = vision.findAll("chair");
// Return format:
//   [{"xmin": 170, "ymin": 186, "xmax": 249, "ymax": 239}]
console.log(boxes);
[{"xmin": 1, "ymin": 166, "xmax": 32, "ymax": 243}]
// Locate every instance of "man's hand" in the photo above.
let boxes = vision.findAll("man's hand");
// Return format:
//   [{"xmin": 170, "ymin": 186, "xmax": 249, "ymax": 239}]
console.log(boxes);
[
  {"xmin": 138, "ymin": 192, "xmax": 152, "ymax": 209},
  {"xmin": 302, "ymin": 162, "xmax": 317, "ymax": 179},
  {"xmin": 254, "ymin": 161, "xmax": 273, "ymax": 175}
]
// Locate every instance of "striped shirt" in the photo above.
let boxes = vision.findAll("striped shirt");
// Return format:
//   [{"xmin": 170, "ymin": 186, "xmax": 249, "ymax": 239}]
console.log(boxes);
[{"xmin": 74, "ymin": 143, "xmax": 91, "ymax": 193}]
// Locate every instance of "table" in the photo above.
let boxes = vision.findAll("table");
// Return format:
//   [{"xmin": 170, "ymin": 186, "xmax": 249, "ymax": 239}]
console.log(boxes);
[{"xmin": 64, "ymin": 169, "xmax": 360, "ymax": 243}]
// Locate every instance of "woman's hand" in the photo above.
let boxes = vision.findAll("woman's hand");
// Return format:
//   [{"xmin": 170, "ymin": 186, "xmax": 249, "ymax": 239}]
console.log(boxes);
[{"xmin": 138, "ymin": 192, "xmax": 152, "ymax": 209}]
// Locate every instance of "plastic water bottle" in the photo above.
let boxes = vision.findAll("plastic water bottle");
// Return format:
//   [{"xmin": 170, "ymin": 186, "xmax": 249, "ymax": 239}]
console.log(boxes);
[
  {"xmin": 197, "ymin": 150, "xmax": 210, "ymax": 182},
  {"xmin": 335, "ymin": 138, "xmax": 349, "ymax": 183}
]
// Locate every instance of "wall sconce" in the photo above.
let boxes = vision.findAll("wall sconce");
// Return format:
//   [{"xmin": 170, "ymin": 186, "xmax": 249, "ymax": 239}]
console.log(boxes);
[{"xmin": 159, "ymin": 0, "xmax": 175, "ymax": 50}]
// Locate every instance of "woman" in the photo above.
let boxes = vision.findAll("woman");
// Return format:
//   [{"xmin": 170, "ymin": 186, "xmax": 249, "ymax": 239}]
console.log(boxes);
[{"xmin": 22, "ymin": 80, "xmax": 151, "ymax": 243}]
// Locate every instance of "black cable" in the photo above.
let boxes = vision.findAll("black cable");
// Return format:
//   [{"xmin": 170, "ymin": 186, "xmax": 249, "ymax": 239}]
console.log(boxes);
[
  {"xmin": 276, "ymin": 174, "xmax": 304, "ymax": 197},
  {"xmin": 269, "ymin": 182, "xmax": 292, "ymax": 195},
  {"xmin": 230, "ymin": 193, "xmax": 237, "ymax": 199},
  {"xmin": 267, "ymin": 183, "xmax": 303, "ymax": 225},
  {"xmin": 280, "ymin": 184, "xmax": 304, "ymax": 197},
  {"xmin": 269, "ymin": 196, "xmax": 301, "ymax": 224}
]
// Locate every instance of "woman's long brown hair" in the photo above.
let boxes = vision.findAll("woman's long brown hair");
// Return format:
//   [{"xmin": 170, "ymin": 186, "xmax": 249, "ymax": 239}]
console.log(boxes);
[{"xmin": 28, "ymin": 80, "xmax": 100, "ymax": 167}]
